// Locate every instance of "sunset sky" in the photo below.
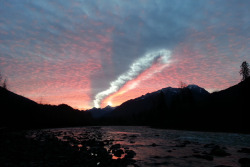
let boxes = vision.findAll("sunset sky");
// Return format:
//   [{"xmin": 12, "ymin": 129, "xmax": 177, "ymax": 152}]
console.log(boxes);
[{"xmin": 0, "ymin": 0, "xmax": 249, "ymax": 109}]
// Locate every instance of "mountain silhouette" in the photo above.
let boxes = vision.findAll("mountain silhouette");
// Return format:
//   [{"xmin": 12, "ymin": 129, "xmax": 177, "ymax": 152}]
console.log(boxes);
[
  {"xmin": 105, "ymin": 84, "xmax": 210, "ymax": 126},
  {"xmin": 101, "ymin": 78, "xmax": 250, "ymax": 132},
  {"xmin": 204, "ymin": 77, "xmax": 250, "ymax": 132},
  {"xmin": 1, "ymin": 77, "xmax": 249, "ymax": 132},
  {"xmin": 0, "ymin": 86, "xmax": 39, "ymax": 127},
  {"xmin": 0, "ymin": 87, "xmax": 93, "ymax": 128},
  {"xmin": 111, "ymin": 85, "xmax": 209, "ymax": 118},
  {"xmin": 87, "ymin": 105, "xmax": 115, "ymax": 119}
]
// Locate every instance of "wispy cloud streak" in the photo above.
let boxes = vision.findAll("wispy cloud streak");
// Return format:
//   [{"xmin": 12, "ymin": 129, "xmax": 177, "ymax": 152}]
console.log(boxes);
[{"xmin": 94, "ymin": 49, "xmax": 171, "ymax": 108}]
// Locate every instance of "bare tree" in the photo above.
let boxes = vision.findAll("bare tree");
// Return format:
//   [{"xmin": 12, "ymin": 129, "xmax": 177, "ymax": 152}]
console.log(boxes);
[
  {"xmin": 3, "ymin": 78, "xmax": 7, "ymax": 89},
  {"xmin": 179, "ymin": 81, "xmax": 187, "ymax": 88},
  {"xmin": 240, "ymin": 61, "xmax": 250, "ymax": 81},
  {"xmin": 0, "ymin": 72, "xmax": 2, "ymax": 85},
  {"xmin": 0, "ymin": 71, "xmax": 8, "ymax": 89}
]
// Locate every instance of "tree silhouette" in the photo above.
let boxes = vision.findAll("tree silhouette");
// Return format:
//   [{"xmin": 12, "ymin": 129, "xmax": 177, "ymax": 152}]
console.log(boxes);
[
  {"xmin": 3, "ymin": 78, "xmax": 7, "ymax": 89},
  {"xmin": 179, "ymin": 81, "xmax": 187, "ymax": 88},
  {"xmin": 0, "ymin": 72, "xmax": 2, "ymax": 85},
  {"xmin": 240, "ymin": 61, "xmax": 249, "ymax": 81},
  {"xmin": 0, "ymin": 71, "xmax": 8, "ymax": 89}
]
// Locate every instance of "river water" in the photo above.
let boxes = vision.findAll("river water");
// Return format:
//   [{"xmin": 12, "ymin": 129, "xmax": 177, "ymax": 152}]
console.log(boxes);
[{"xmin": 31, "ymin": 126, "xmax": 250, "ymax": 167}]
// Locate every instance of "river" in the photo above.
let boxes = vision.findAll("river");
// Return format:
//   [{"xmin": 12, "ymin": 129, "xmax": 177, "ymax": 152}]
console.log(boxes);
[{"xmin": 29, "ymin": 126, "xmax": 250, "ymax": 167}]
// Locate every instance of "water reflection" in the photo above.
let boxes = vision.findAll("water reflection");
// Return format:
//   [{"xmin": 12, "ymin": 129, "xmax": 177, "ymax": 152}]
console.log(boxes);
[
  {"xmin": 27, "ymin": 126, "xmax": 250, "ymax": 167},
  {"xmin": 28, "ymin": 127, "xmax": 138, "ymax": 162}
]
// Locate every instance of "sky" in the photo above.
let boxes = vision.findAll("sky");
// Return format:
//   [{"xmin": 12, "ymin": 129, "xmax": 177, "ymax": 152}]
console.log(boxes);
[{"xmin": 0, "ymin": 0, "xmax": 249, "ymax": 109}]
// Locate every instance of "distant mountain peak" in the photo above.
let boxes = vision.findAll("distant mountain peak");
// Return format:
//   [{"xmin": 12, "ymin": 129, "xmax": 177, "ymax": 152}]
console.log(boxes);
[
  {"xmin": 88, "ymin": 105, "xmax": 115, "ymax": 119},
  {"xmin": 187, "ymin": 84, "xmax": 199, "ymax": 89},
  {"xmin": 104, "ymin": 105, "xmax": 113, "ymax": 109},
  {"xmin": 111, "ymin": 84, "xmax": 210, "ymax": 118},
  {"xmin": 103, "ymin": 105, "xmax": 115, "ymax": 111}
]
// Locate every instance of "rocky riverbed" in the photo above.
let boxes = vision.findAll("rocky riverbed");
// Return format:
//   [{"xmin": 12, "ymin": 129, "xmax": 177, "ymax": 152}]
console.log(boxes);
[
  {"xmin": 1, "ymin": 126, "xmax": 250, "ymax": 167},
  {"xmin": 0, "ymin": 128, "xmax": 137, "ymax": 167}
]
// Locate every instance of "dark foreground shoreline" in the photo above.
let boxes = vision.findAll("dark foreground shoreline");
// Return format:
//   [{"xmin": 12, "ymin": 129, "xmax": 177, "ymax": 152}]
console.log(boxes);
[{"xmin": 0, "ymin": 128, "xmax": 137, "ymax": 167}]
